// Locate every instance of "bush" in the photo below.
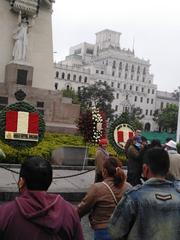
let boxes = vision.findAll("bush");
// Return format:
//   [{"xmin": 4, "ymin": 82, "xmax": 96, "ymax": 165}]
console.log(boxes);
[
  {"xmin": 0, "ymin": 132, "xmax": 126, "ymax": 164},
  {"xmin": 177, "ymin": 143, "xmax": 180, "ymax": 154}
]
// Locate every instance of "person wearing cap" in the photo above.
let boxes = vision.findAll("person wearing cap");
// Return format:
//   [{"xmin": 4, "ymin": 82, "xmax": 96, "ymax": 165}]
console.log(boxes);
[
  {"xmin": 95, "ymin": 138, "xmax": 109, "ymax": 182},
  {"xmin": 165, "ymin": 140, "xmax": 180, "ymax": 180}
]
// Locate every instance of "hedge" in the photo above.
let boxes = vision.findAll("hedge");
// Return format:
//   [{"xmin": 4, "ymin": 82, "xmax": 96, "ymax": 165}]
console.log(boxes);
[{"xmin": 0, "ymin": 133, "xmax": 125, "ymax": 164}]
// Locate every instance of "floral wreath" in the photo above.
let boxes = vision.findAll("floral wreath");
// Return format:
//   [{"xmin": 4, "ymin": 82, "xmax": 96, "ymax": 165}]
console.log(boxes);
[
  {"xmin": 108, "ymin": 113, "xmax": 136, "ymax": 155},
  {"xmin": 0, "ymin": 101, "xmax": 45, "ymax": 149},
  {"xmin": 78, "ymin": 107, "xmax": 106, "ymax": 144}
]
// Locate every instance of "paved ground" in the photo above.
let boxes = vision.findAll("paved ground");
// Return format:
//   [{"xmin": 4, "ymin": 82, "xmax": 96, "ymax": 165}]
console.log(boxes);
[
  {"xmin": 0, "ymin": 166, "xmax": 95, "ymax": 192},
  {"xmin": 0, "ymin": 166, "xmax": 94, "ymax": 239}
]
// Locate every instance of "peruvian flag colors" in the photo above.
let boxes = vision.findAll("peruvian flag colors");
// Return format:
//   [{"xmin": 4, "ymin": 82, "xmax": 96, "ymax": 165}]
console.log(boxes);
[
  {"xmin": 117, "ymin": 130, "xmax": 134, "ymax": 143},
  {"xmin": 5, "ymin": 111, "xmax": 39, "ymax": 141}
]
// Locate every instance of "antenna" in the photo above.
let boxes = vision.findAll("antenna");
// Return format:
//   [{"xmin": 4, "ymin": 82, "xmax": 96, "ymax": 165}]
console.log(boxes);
[{"xmin": 132, "ymin": 36, "xmax": 135, "ymax": 54}]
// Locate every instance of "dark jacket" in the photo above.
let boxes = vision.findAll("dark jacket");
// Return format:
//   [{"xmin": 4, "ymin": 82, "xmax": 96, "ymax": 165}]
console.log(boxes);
[{"xmin": 0, "ymin": 190, "xmax": 84, "ymax": 240}]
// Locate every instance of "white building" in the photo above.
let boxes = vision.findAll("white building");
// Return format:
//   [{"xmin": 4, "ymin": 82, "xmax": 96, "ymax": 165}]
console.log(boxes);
[{"xmin": 54, "ymin": 29, "xmax": 178, "ymax": 131}]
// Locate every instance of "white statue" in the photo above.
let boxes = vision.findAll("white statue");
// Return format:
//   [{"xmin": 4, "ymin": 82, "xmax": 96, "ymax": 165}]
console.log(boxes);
[{"xmin": 12, "ymin": 12, "xmax": 35, "ymax": 62}]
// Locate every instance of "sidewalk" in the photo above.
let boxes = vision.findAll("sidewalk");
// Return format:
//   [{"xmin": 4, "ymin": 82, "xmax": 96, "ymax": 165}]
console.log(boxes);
[{"xmin": 0, "ymin": 166, "xmax": 95, "ymax": 201}]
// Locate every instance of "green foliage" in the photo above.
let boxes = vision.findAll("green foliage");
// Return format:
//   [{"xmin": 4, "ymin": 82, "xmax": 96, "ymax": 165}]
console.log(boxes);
[
  {"xmin": 62, "ymin": 89, "xmax": 80, "ymax": 104},
  {"xmin": 78, "ymin": 82, "xmax": 115, "ymax": 120},
  {"xmin": 177, "ymin": 143, "xmax": 180, "ymax": 154},
  {"xmin": 0, "ymin": 132, "xmax": 124, "ymax": 164},
  {"xmin": 154, "ymin": 104, "xmax": 178, "ymax": 132},
  {"xmin": 0, "ymin": 101, "xmax": 45, "ymax": 149}
]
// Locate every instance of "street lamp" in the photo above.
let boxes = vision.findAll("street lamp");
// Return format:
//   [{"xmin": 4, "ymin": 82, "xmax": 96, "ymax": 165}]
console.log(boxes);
[{"xmin": 176, "ymin": 86, "xmax": 180, "ymax": 143}]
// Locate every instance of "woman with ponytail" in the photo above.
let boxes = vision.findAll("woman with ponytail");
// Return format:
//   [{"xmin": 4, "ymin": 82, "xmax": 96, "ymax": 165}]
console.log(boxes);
[{"xmin": 77, "ymin": 157, "xmax": 131, "ymax": 240}]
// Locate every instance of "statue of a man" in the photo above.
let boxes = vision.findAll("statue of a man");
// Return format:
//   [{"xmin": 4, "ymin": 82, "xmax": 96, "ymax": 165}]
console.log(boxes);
[
  {"xmin": 12, "ymin": 12, "xmax": 29, "ymax": 62},
  {"xmin": 12, "ymin": 12, "xmax": 35, "ymax": 62}
]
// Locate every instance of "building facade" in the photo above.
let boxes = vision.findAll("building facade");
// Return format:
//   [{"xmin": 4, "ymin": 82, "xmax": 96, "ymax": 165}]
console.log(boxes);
[{"xmin": 54, "ymin": 29, "xmax": 178, "ymax": 131}]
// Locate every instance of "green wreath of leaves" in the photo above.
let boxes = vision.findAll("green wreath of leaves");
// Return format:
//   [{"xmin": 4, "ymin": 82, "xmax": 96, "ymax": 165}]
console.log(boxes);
[
  {"xmin": 108, "ymin": 112, "xmax": 136, "ymax": 155},
  {"xmin": 0, "ymin": 101, "xmax": 45, "ymax": 149}
]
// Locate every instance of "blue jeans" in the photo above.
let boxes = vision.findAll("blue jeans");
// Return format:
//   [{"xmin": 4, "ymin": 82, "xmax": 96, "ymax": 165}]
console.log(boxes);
[{"xmin": 94, "ymin": 229, "xmax": 112, "ymax": 240}]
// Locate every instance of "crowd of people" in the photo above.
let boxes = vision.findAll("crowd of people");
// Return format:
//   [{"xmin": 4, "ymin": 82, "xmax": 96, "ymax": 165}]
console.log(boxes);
[{"xmin": 0, "ymin": 131, "xmax": 180, "ymax": 239}]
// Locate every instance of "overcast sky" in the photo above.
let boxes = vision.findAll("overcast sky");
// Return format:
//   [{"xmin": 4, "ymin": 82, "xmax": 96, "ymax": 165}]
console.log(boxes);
[{"xmin": 52, "ymin": 0, "xmax": 180, "ymax": 92}]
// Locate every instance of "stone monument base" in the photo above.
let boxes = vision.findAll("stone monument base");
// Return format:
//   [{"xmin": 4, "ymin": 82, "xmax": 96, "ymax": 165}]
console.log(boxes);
[{"xmin": 5, "ymin": 63, "xmax": 33, "ymax": 87}]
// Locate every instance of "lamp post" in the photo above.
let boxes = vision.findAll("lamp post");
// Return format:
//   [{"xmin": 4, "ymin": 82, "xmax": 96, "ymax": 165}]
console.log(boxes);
[{"xmin": 176, "ymin": 86, "xmax": 180, "ymax": 143}]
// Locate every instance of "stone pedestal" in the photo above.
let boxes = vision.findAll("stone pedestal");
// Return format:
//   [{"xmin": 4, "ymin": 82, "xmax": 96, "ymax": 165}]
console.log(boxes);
[{"xmin": 5, "ymin": 63, "xmax": 33, "ymax": 87}]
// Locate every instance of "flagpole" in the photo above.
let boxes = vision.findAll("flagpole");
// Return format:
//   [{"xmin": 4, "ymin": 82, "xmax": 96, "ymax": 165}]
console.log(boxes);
[{"xmin": 176, "ymin": 86, "xmax": 180, "ymax": 143}]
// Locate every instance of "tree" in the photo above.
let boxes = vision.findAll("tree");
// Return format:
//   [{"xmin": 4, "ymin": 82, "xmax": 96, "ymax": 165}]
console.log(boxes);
[
  {"xmin": 62, "ymin": 89, "xmax": 80, "ymax": 104},
  {"xmin": 154, "ymin": 104, "xmax": 178, "ymax": 132},
  {"xmin": 78, "ymin": 82, "xmax": 115, "ymax": 120}
]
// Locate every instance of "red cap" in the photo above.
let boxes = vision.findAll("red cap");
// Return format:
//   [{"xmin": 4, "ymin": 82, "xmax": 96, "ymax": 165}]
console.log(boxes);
[{"xmin": 99, "ymin": 138, "xmax": 108, "ymax": 145}]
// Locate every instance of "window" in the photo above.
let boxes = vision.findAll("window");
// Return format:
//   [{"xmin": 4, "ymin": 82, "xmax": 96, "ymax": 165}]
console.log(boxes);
[
  {"xmin": 125, "ymin": 63, "xmax": 128, "ymax": 71},
  {"xmin": 0, "ymin": 96, "xmax": 8, "ymax": 110},
  {"xmin": 112, "ymin": 61, "xmax": 116, "ymax": 69},
  {"xmin": 101, "ymin": 71, "xmax": 104, "ymax": 74},
  {"xmin": 78, "ymin": 86, "xmax": 81, "ymax": 92},
  {"xmin": 152, "ymin": 89, "xmax": 155, "ymax": 94},
  {"xmin": 161, "ymin": 102, "xmax": 164, "ymax": 109},
  {"xmin": 55, "ymin": 82, "xmax": 58, "ymax": 90},
  {"xmin": 126, "ymin": 95, "xmax": 128, "ymax": 100},
  {"xmin": 117, "ymin": 83, "xmax": 120, "ymax": 88},
  {"xmin": 96, "ymin": 70, "xmax": 99, "ymax": 74},
  {"xmin": 62, "ymin": 72, "xmax": 65, "ymax": 79},
  {"xmin": 131, "ymin": 65, "xmax": 134, "ymax": 72},
  {"xmin": 17, "ymin": 69, "xmax": 27, "ymax": 85},
  {"xmin": 148, "ymin": 89, "xmax": 150, "ymax": 94},
  {"xmin": 118, "ymin": 72, "xmax": 121, "ymax": 78},
  {"xmin": 142, "ymin": 87, "xmax": 144, "ymax": 92},
  {"xmin": 111, "ymin": 82, "xmax": 114, "ymax": 87},
  {"xmin": 135, "ymin": 96, "xmax": 137, "ymax": 102},
  {"xmin": 119, "ymin": 62, "xmax": 122, "ymax": 70},
  {"xmin": 140, "ymin": 97, "xmax": 143, "ymax": 102},
  {"xmin": 79, "ymin": 76, "xmax": 82, "ymax": 82},
  {"xmin": 37, "ymin": 101, "xmax": 44, "ymax": 108},
  {"xmin": 136, "ymin": 86, "xmax": 138, "ymax": 91},
  {"xmin": 147, "ymin": 98, "xmax": 149, "ymax": 103},
  {"xmin": 146, "ymin": 109, "xmax": 148, "ymax": 115},
  {"xmin": 84, "ymin": 76, "xmax": 87, "ymax": 83},
  {"xmin": 0, "ymin": 96, "xmax": 8, "ymax": 105},
  {"xmin": 115, "ymin": 105, "xmax": 118, "ymax": 111},
  {"xmin": 106, "ymin": 60, "xmax": 108, "ymax": 66},
  {"xmin": 143, "ymin": 67, "xmax": 146, "ymax": 75},
  {"xmin": 124, "ymin": 84, "xmax": 126, "ymax": 90},
  {"xmin": 73, "ymin": 74, "xmax": 76, "ymax": 81},
  {"xmin": 125, "ymin": 73, "xmax": 128, "ymax": 79},
  {"xmin": 112, "ymin": 71, "xmax": 115, "ymax": 77},
  {"xmin": 137, "ymin": 66, "xmax": 140, "ymax": 73},
  {"xmin": 130, "ymin": 85, "xmax": 132, "ymax": 90},
  {"xmin": 116, "ymin": 93, "xmax": 119, "ymax": 99},
  {"xmin": 131, "ymin": 74, "xmax": 133, "ymax": 80},
  {"xmin": 67, "ymin": 85, "xmax": 70, "ymax": 90},
  {"xmin": 150, "ymin": 110, "xmax": 153, "ymax": 116},
  {"xmin": 142, "ymin": 77, "xmax": 145, "ymax": 82},
  {"xmin": 67, "ymin": 73, "xmax": 71, "ymax": 80},
  {"xmin": 55, "ymin": 71, "xmax": 59, "ymax": 78},
  {"xmin": 74, "ymin": 48, "xmax": 81, "ymax": 54},
  {"xmin": 137, "ymin": 75, "xmax": 139, "ymax": 81},
  {"xmin": 151, "ymin": 99, "xmax": 154, "ymax": 104},
  {"xmin": 86, "ymin": 48, "xmax": 93, "ymax": 54}
]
